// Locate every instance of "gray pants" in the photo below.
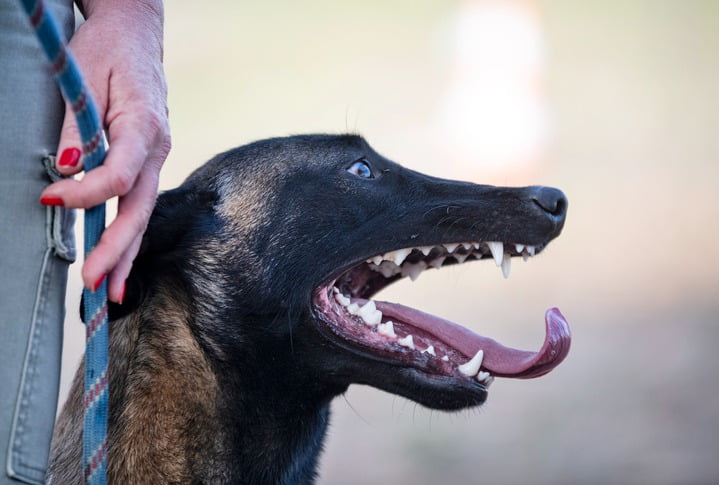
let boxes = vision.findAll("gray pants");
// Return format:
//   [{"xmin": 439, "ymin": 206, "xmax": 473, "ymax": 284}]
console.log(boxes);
[{"xmin": 0, "ymin": 1, "xmax": 74, "ymax": 483}]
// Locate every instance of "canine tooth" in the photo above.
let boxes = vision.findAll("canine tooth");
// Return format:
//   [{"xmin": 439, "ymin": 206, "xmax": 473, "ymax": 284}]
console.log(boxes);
[
  {"xmin": 402, "ymin": 261, "xmax": 427, "ymax": 281},
  {"xmin": 370, "ymin": 255, "xmax": 384, "ymax": 265},
  {"xmin": 428, "ymin": 256, "xmax": 446, "ymax": 269},
  {"xmin": 422, "ymin": 345, "xmax": 436, "ymax": 356},
  {"xmin": 526, "ymin": 245, "xmax": 536, "ymax": 256},
  {"xmin": 501, "ymin": 253, "xmax": 511, "ymax": 279},
  {"xmin": 487, "ymin": 241, "xmax": 504, "ymax": 266},
  {"xmin": 457, "ymin": 349, "xmax": 484, "ymax": 376},
  {"xmin": 378, "ymin": 321, "xmax": 397, "ymax": 338},
  {"xmin": 398, "ymin": 334, "xmax": 415, "ymax": 349},
  {"xmin": 515, "ymin": 243, "xmax": 525, "ymax": 253},
  {"xmin": 333, "ymin": 287, "xmax": 340, "ymax": 293},
  {"xmin": 442, "ymin": 355, "xmax": 449, "ymax": 362},
  {"xmin": 358, "ymin": 300, "xmax": 382, "ymax": 325},
  {"xmin": 334, "ymin": 292, "xmax": 351, "ymax": 306},
  {"xmin": 392, "ymin": 248, "xmax": 412, "ymax": 266},
  {"xmin": 419, "ymin": 246, "xmax": 433, "ymax": 256},
  {"xmin": 346, "ymin": 303, "xmax": 360, "ymax": 315},
  {"xmin": 444, "ymin": 243, "xmax": 460, "ymax": 253}
]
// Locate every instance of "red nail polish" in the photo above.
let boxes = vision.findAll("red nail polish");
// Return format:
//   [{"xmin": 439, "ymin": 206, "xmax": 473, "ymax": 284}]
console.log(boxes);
[
  {"xmin": 92, "ymin": 274, "xmax": 106, "ymax": 292},
  {"xmin": 58, "ymin": 147, "xmax": 81, "ymax": 167},
  {"xmin": 119, "ymin": 282, "xmax": 126, "ymax": 305},
  {"xmin": 40, "ymin": 195, "xmax": 64, "ymax": 206}
]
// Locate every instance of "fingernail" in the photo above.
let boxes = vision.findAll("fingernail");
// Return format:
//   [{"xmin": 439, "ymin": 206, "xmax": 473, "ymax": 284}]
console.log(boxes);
[
  {"xmin": 40, "ymin": 195, "xmax": 64, "ymax": 206},
  {"xmin": 92, "ymin": 273, "xmax": 106, "ymax": 292},
  {"xmin": 119, "ymin": 282, "xmax": 126, "ymax": 305},
  {"xmin": 58, "ymin": 147, "xmax": 81, "ymax": 167}
]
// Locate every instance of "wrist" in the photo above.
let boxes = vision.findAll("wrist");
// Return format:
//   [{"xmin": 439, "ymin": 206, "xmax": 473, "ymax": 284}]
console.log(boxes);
[
  {"xmin": 76, "ymin": 0, "xmax": 164, "ymax": 30},
  {"xmin": 74, "ymin": 0, "xmax": 165, "ymax": 59}
]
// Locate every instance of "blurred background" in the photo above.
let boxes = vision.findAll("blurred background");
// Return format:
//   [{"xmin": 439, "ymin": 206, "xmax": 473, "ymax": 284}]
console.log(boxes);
[{"xmin": 61, "ymin": 0, "xmax": 719, "ymax": 483}]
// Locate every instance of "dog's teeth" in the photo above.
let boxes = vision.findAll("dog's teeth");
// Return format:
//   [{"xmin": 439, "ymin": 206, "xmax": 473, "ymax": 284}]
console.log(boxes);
[
  {"xmin": 334, "ymin": 292, "xmax": 351, "ymax": 306},
  {"xmin": 515, "ymin": 243, "xmax": 525, "ymax": 253},
  {"xmin": 522, "ymin": 252, "xmax": 529, "ymax": 262},
  {"xmin": 398, "ymin": 334, "xmax": 415, "ymax": 350},
  {"xmin": 346, "ymin": 303, "xmax": 360, "ymax": 315},
  {"xmin": 392, "ymin": 248, "xmax": 412, "ymax": 266},
  {"xmin": 402, "ymin": 261, "xmax": 427, "ymax": 281},
  {"xmin": 454, "ymin": 252, "xmax": 469, "ymax": 264},
  {"xmin": 462, "ymin": 243, "xmax": 472, "ymax": 250},
  {"xmin": 526, "ymin": 245, "xmax": 536, "ymax": 256},
  {"xmin": 369, "ymin": 255, "xmax": 383, "ymax": 265},
  {"xmin": 501, "ymin": 253, "xmax": 511, "ymax": 279},
  {"xmin": 377, "ymin": 321, "xmax": 397, "ymax": 338},
  {"xmin": 487, "ymin": 241, "xmax": 504, "ymax": 266},
  {"xmin": 428, "ymin": 256, "xmax": 446, "ymax": 269},
  {"xmin": 419, "ymin": 246, "xmax": 433, "ymax": 256},
  {"xmin": 457, "ymin": 349, "xmax": 484, "ymax": 376},
  {"xmin": 379, "ymin": 261, "xmax": 401, "ymax": 278},
  {"xmin": 442, "ymin": 355, "xmax": 449, "ymax": 362},
  {"xmin": 444, "ymin": 243, "xmax": 460, "ymax": 253},
  {"xmin": 421, "ymin": 345, "xmax": 436, "ymax": 356},
  {"xmin": 477, "ymin": 371, "xmax": 493, "ymax": 385},
  {"xmin": 358, "ymin": 300, "xmax": 382, "ymax": 325},
  {"xmin": 472, "ymin": 242, "xmax": 481, "ymax": 250},
  {"xmin": 333, "ymin": 287, "xmax": 339, "ymax": 293}
]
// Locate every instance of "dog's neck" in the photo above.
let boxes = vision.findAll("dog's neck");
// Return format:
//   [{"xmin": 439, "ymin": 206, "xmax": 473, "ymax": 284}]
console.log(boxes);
[{"xmin": 49, "ymin": 290, "xmax": 335, "ymax": 484}]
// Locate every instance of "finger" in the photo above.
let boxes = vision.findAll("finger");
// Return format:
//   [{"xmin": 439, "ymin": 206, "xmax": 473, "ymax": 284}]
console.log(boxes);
[
  {"xmin": 40, "ymin": 118, "xmax": 150, "ymax": 208},
  {"xmin": 55, "ymin": 102, "xmax": 85, "ymax": 176},
  {"xmin": 81, "ymin": 162, "xmax": 160, "ymax": 292},
  {"xmin": 108, "ymin": 232, "xmax": 143, "ymax": 304}
]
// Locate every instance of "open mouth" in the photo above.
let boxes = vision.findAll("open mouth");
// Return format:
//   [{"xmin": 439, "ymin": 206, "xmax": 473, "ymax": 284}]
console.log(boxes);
[{"xmin": 312, "ymin": 240, "xmax": 571, "ymax": 393}]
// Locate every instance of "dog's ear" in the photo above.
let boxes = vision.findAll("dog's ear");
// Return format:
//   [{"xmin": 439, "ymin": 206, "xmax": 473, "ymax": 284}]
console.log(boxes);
[{"xmin": 102, "ymin": 186, "xmax": 217, "ymax": 321}]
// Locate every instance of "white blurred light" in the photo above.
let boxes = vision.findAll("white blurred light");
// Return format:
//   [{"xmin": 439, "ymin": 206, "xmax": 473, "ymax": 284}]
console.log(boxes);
[{"xmin": 435, "ymin": 0, "xmax": 550, "ymax": 172}]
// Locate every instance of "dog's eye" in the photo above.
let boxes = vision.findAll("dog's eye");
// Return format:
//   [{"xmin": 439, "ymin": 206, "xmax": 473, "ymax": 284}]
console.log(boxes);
[{"xmin": 347, "ymin": 159, "xmax": 374, "ymax": 179}]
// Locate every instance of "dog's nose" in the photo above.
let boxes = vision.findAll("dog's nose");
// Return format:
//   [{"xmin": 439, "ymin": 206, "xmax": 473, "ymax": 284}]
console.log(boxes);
[{"xmin": 531, "ymin": 186, "xmax": 568, "ymax": 220}]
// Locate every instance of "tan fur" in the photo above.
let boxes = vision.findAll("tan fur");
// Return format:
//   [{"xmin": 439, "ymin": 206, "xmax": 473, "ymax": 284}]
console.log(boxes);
[{"xmin": 49, "ymin": 289, "xmax": 219, "ymax": 484}]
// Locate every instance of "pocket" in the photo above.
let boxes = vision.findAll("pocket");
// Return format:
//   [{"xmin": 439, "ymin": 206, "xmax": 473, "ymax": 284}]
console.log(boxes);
[{"xmin": 42, "ymin": 155, "xmax": 76, "ymax": 263}]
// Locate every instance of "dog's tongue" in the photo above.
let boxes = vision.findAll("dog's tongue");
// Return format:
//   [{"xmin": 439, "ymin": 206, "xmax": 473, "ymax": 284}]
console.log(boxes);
[{"xmin": 374, "ymin": 301, "xmax": 571, "ymax": 378}]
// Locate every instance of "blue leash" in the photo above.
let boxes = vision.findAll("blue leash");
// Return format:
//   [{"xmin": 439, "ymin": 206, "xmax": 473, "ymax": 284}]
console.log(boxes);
[{"xmin": 17, "ymin": 1, "xmax": 109, "ymax": 483}]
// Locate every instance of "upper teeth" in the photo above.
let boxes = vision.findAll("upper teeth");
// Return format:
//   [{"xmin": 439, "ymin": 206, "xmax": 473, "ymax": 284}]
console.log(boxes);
[
  {"xmin": 366, "ymin": 241, "xmax": 536, "ymax": 280},
  {"xmin": 487, "ymin": 241, "xmax": 504, "ymax": 267}
]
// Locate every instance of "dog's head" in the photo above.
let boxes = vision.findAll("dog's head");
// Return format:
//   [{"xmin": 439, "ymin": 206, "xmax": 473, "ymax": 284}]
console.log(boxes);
[{"xmin": 118, "ymin": 134, "xmax": 570, "ymax": 411}]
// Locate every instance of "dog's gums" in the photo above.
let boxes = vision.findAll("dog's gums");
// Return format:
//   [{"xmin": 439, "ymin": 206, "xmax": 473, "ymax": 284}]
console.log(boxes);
[{"xmin": 312, "ymin": 240, "xmax": 571, "ymax": 401}]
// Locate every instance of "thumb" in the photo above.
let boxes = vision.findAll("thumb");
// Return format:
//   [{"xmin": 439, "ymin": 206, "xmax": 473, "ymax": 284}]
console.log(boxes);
[{"xmin": 55, "ymin": 102, "xmax": 85, "ymax": 176}]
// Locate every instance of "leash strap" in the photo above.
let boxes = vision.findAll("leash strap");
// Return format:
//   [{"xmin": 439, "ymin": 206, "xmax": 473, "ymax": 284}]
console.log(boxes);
[{"xmin": 17, "ymin": 1, "xmax": 109, "ymax": 484}]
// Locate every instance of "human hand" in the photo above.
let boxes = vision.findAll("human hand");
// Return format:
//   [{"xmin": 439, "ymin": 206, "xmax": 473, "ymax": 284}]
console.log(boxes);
[{"xmin": 39, "ymin": 0, "xmax": 171, "ymax": 304}]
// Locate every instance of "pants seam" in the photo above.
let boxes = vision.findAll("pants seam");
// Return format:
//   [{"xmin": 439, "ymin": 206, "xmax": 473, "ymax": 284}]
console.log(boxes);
[{"xmin": 6, "ymin": 246, "xmax": 53, "ymax": 485}]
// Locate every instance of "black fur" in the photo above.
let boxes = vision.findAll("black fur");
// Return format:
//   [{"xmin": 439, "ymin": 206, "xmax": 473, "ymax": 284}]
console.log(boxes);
[{"xmin": 61, "ymin": 134, "xmax": 567, "ymax": 484}]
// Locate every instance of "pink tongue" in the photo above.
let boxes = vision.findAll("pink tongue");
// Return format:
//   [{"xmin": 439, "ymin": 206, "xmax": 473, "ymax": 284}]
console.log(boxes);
[{"xmin": 374, "ymin": 301, "xmax": 571, "ymax": 379}]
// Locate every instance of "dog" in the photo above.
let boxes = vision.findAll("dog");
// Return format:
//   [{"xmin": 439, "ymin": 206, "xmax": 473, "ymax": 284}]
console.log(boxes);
[{"xmin": 48, "ymin": 134, "xmax": 570, "ymax": 484}]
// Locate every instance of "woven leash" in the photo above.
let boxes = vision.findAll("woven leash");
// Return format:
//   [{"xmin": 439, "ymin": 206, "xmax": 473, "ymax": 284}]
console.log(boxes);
[{"xmin": 17, "ymin": 1, "xmax": 109, "ymax": 483}]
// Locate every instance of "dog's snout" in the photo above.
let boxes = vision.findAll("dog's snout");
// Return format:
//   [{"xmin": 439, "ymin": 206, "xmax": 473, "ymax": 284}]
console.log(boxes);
[{"xmin": 531, "ymin": 187, "xmax": 568, "ymax": 220}]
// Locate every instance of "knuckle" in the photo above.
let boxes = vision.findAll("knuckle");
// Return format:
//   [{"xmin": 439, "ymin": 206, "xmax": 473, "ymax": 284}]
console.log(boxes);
[{"xmin": 110, "ymin": 167, "xmax": 135, "ymax": 196}]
